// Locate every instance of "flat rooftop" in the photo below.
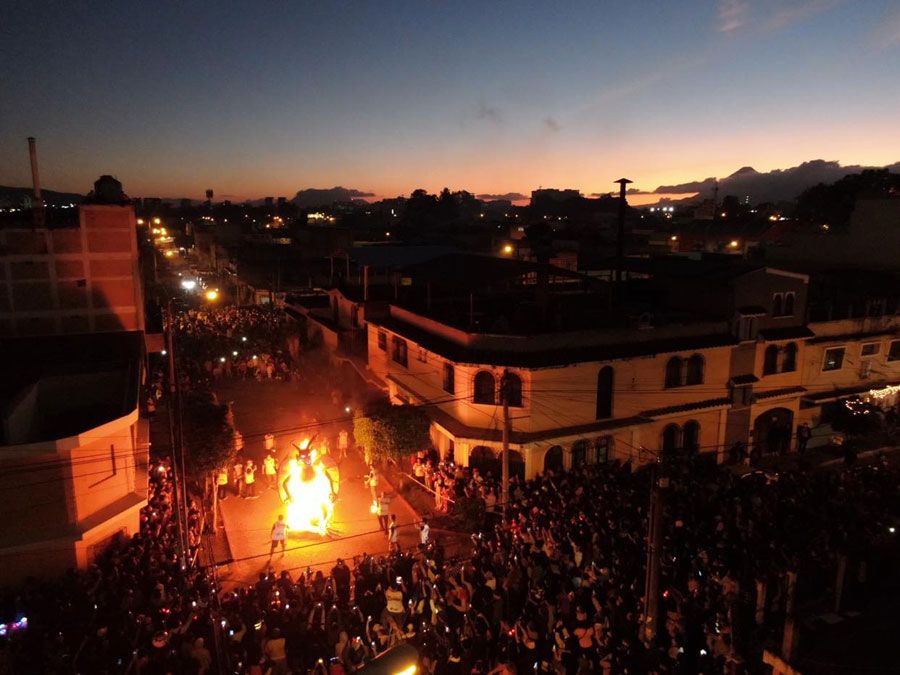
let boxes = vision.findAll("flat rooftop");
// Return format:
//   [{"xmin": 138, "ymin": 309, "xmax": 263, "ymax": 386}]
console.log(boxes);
[{"xmin": 0, "ymin": 331, "xmax": 143, "ymax": 446}]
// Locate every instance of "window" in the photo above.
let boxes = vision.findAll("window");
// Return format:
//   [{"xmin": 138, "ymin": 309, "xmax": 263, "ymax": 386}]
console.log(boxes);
[
  {"xmin": 503, "ymin": 372, "xmax": 523, "ymax": 407},
  {"xmin": 595, "ymin": 437, "xmax": 611, "ymax": 463},
  {"xmin": 377, "ymin": 330, "xmax": 387, "ymax": 351},
  {"xmin": 442, "ymin": 363, "xmax": 455, "ymax": 394},
  {"xmin": 571, "ymin": 440, "xmax": 589, "ymax": 468},
  {"xmin": 665, "ymin": 357, "xmax": 683, "ymax": 388},
  {"xmin": 596, "ymin": 366, "xmax": 614, "ymax": 419},
  {"xmin": 783, "ymin": 293, "xmax": 795, "ymax": 317},
  {"xmin": 782, "ymin": 342, "xmax": 797, "ymax": 372},
  {"xmin": 662, "ymin": 425, "xmax": 680, "ymax": 454},
  {"xmin": 888, "ymin": 340, "xmax": 900, "ymax": 362},
  {"xmin": 763, "ymin": 345, "xmax": 779, "ymax": 375},
  {"xmin": 861, "ymin": 342, "xmax": 880, "ymax": 357},
  {"xmin": 772, "ymin": 293, "xmax": 783, "ymax": 317},
  {"xmin": 685, "ymin": 354, "xmax": 704, "ymax": 385},
  {"xmin": 822, "ymin": 347, "xmax": 845, "ymax": 371},
  {"xmin": 473, "ymin": 371, "xmax": 496, "ymax": 404},
  {"xmin": 682, "ymin": 421, "xmax": 700, "ymax": 453},
  {"xmin": 391, "ymin": 336, "xmax": 408, "ymax": 367}
]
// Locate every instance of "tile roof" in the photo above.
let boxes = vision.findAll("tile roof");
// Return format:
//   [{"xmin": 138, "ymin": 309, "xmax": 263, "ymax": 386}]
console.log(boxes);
[
  {"xmin": 640, "ymin": 397, "xmax": 732, "ymax": 418},
  {"xmin": 754, "ymin": 385, "xmax": 807, "ymax": 401}
]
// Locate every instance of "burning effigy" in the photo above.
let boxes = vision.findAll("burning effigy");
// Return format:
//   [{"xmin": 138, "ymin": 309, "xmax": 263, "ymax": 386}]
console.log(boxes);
[{"xmin": 279, "ymin": 440, "xmax": 337, "ymax": 536}]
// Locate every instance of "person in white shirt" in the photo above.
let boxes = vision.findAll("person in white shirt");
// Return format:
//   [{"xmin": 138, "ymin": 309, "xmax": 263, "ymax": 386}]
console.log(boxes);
[
  {"xmin": 418, "ymin": 518, "xmax": 430, "ymax": 546},
  {"xmin": 269, "ymin": 514, "xmax": 288, "ymax": 557}
]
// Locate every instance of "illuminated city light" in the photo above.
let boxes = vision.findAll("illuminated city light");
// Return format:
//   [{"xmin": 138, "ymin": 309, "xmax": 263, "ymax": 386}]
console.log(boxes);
[
  {"xmin": 729, "ymin": 240, "xmax": 739, "ymax": 248},
  {"xmin": 502, "ymin": 244, "xmax": 513, "ymax": 254},
  {"xmin": 181, "ymin": 279, "xmax": 197, "ymax": 290},
  {"xmin": 205, "ymin": 289, "xmax": 219, "ymax": 301},
  {"xmin": 153, "ymin": 217, "xmax": 161, "ymax": 225},
  {"xmin": 137, "ymin": 218, "xmax": 144, "ymax": 225}
]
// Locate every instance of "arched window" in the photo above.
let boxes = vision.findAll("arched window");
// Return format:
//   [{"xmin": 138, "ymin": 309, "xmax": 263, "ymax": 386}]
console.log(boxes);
[
  {"xmin": 782, "ymin": 342, "xmax": 797, "ymax": 372},
  {"xmin": 473, "ymin": 371, "xmax": 496, "ymax": 404},
  {"xmin": 665, "ymin": 357, "xmax": 683, "ymax": 388},
  {"xmin": 544, "ymin": 445, "xmax": 564, "ymax": 474},
  {"xmin": 662, "ymin": 424, "xmax": 680, "ymax": 454},
  {"xmin": 682, "ymin": 421, "xmax": 700, "ymax": 453},
  {"xmin": 763, "ymin": 345, "xmax": 779, "ymax": 375},
  {"xmin": 685, "ymin": 354, "xmax": 705, "ymax": 385},
  {"xmin": 772, "ymin": 293, "xmax": 783, "ymax": 317},
  {"xmin": 503, "ymin": 372, "xmax": 523, "ymax": 407},
  {"xmin": 596, "ymin": 366, "xmax": 614, "ymax": 419},
  {"xmin": 784, "ymin": 293, "xmax": 795, "ymax": 317}
]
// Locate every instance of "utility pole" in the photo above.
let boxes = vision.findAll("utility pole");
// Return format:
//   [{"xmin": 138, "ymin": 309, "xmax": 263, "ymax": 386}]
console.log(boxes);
[
  {"xmin": 165, "ymin": 301, "xmax": 190, "ymax": 569},
  {"xmin": 782, "ymin": 570, "xmax": 799, "ymax": 663},
  {"xmin": 500, "ymin": 370, "xmax": 511, "ymax": 519},
  {"xmin": 641, "ymin": 456, "xmax": 667, "ymax": 643},
  {"xmin": 614, "ymin": 178, "xmax": 632, "ymax": 305}
]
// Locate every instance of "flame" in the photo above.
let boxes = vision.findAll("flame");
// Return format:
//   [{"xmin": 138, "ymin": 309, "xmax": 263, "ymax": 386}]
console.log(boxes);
[{"xmin": 280, "ymin": 454, "xmax": 335, "ymax": 536}]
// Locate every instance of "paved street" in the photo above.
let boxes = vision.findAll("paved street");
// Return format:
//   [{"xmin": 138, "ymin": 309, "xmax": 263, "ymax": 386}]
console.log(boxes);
[{"xmin": 211, "ymin": 378, "xmax": 426, "ymax": 587}]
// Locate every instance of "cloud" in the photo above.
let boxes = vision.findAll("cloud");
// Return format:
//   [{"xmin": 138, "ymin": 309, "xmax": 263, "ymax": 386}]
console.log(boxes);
[
  {"xmin": 766, "ymin": 0, "xmax": 838, "ymax": 31},
  {"xmin": 476, "ymin": 192, "xmax": 529, "ymax": 202},
  {"xmin": 718, "ymin": 0, "xmax": 749, "ymax": 33},
  {"xmin": 473, "ymin": 100, "xmax": 502, "ymax": 124},
  {"xmin": 543, "ymin": 117, "xmax": 561, "ymax": 132},
  {"xmin": 872, "ymin": 7, "xmax": 900, "ymax": 50}
]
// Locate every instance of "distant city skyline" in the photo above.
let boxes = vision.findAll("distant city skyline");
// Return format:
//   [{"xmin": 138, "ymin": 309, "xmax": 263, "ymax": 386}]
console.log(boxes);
[{"xmin": 3, "ymin": 1, "xmax": 899, "ymax": 203}]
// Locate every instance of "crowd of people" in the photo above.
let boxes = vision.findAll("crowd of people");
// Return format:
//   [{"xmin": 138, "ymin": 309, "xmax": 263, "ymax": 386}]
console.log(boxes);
[
  {"xmin": 2, "ymin": 450, "xmax": 898, "ymax": 674},
  {"xmin": 411, "ymin": 453, "xmax": 500, "ymax": 514},
  {"xmin": 0, "ymin": 458, "xmax": 214, "ymax": 673},
  {"xmin": 175, "ymin": 307, "xmax": 299, "ymax": 388}
]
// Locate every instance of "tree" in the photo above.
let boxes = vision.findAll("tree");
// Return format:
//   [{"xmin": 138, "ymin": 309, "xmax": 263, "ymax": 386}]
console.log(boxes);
[
  {"xmin": 830, "ymin": 397, "xmax": 882, "ymax": 440},
  {"xmin": 182, "ymin": 391, "xmax": 236, "ymax": 477},
  {"xmin": 353, "ymin": 403, "xmax": 431, "ymax": 466}
]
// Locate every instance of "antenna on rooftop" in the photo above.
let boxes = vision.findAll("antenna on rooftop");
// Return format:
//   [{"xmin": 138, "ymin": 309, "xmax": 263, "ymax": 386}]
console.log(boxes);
[
  {"xmin": 27, "ymin": 137, "xmax": 45, "ymax": 228},
  {"xmin": 614, "ymin": 178, "xmax": 632, "ymax": 304}
]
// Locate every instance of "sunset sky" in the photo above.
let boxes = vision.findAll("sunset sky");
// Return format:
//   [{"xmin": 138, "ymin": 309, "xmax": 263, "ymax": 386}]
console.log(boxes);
[{"xmin": 2, "ymin": 1, "xmax": 899, "ymax": 202}]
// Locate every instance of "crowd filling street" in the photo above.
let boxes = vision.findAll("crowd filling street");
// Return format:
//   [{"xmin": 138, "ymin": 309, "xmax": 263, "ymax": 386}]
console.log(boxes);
[{"xmin": 1, "ymin": 305, "xmax": 898, "ymax": 674}]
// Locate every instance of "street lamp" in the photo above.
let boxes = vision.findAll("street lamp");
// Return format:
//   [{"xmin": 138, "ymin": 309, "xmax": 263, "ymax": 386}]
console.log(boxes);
[
  {"xmin": 205, "ymin": 289, "xmax": 219, "ymax": 301},
  {"xmin": 181, "ymin": 279, "xmax": 196, "ymax": 290},
  {"xmin": 502, "ymin": 244, "xmax": 513, "ymax": 255},
  {"xmin": 153, "ymin": 217, "xmax": 162, "ymax": 225}
]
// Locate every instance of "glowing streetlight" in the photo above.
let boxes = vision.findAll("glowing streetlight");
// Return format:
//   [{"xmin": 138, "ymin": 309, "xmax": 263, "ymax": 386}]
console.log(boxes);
[
  {"xmin": 728, "ymin": 240, "xmax": 740, "ymax": 248},
  {"xmin": 232, "ymin": 350, "xmax": 238, "ymax": 356},
  {"xmin": 344, "ymin": 405, "xmax": 352, "ymax": 414},
  {"xmin": 241, "ymin": 336, "xmax": 247, "ymax": 342},
  {"xmin": 152, "ymin": 217, "xmax": 161, "ymax": 225},
  {"xmin": 164, "ymin": 250, "xmax": 175, "ymax": 258},
  {"xmin": 502, "ymin": 244, "xmax": 514, "ymax": 255},
  {"xmin": 137, "ymin": 218, "xmax": 145, "ymax": 225},
  {"xmin": 181, "ymin": 279, "xmax": 197, "ymax": 290},
  {"xmin": 161, "ymin": 349, "xmax": 168, "ymax": 356},
  {"xmin": 205, "ymin": 289, "xmax": 219, "ymax": 301},
  {"xmin": 670, "ymin": 235, "xmax": 678, "ymax": 241}
]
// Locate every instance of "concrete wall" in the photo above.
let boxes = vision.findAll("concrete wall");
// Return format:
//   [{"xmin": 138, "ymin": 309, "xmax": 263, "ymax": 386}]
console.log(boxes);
[{"xmin": 0, "ymin": 409, "xmax": 148, "ymax": 584}]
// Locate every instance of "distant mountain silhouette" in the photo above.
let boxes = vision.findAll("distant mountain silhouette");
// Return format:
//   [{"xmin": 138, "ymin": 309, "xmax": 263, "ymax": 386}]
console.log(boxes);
[
  {"xmin": 654, "ymin": 160, "xmax": 900, "ymax": 203},
  {"xmin": 0, "ymin": 185, "xmax": 83, "ymax": 207},
  {"xmin": 292, "ymin": 187, "xmax": 375, "ymax": 208}
]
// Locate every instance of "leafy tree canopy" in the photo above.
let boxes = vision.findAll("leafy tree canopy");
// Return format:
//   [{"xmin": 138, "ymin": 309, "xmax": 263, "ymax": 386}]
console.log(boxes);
[
  {"xmin": 353, "ymin": 402, "xmax": 431, "ymax": 465},
  {"xmin": 182, "ymin": 391, "xmax": 236, "ymax": 476}
]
